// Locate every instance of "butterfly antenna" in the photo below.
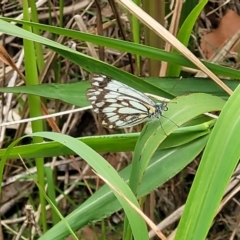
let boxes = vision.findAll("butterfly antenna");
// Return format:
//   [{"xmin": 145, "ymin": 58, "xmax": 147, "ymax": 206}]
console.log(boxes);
[
  {"xmin": 161, "ymin": 78, "xmax": 181, "ymax": 106},
  {"xmin": 158, "ymin": 120, "xmax": 167, "ymax": 136},
  {"xmin": 161, "ymin": 115, "xmax": 179, "ymax": 127}
]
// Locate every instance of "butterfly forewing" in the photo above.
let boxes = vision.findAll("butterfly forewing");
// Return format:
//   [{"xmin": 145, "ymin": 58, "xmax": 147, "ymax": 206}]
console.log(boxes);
[{"xmin": 87, "ymin": 74, "xmax": 165, "ymax": 129}]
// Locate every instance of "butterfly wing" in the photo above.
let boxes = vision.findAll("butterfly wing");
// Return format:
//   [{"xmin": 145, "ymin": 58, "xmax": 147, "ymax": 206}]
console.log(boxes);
[{"xmin": 87, "ymin": 74, "xmax": 156, "ymax": 128}]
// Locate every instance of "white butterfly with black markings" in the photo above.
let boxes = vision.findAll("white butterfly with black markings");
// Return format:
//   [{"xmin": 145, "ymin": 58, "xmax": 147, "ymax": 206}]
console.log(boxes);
[{"xmin": 87, "ymin": 74, "xmax": 170, "ymax": 129}]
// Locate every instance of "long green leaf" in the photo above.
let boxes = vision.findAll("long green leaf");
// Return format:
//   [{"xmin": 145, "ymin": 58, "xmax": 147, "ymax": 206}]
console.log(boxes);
[
  {"xmin": 0, "ymin": 18, "xmax": 239, "ymax": 79},
  {"xmin": 0, "ymin": 78, "xmax": 238, "ymax": 109},
  {"xmin": 2, "ymin": 133, "xmax": 148, "ymax": 240},
  {"xmin": 0, "ymin": 129, "xmax": 209, "ymax": 161}
]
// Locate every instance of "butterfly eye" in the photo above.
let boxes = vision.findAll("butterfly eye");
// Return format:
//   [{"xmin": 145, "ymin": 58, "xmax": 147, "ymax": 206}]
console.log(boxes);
[{"xmin": 160, "ymin": 103, "xmax": 168, "ymax": 111}]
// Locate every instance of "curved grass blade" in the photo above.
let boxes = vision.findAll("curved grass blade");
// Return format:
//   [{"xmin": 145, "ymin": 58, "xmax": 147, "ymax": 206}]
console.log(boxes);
[
  {"xmin": 128, "ymin": 93, "xmax": 225, "ymax": 194},
  {"xmin": 39, "ymin": 135, "xmax": 209, "ymax": 239}
]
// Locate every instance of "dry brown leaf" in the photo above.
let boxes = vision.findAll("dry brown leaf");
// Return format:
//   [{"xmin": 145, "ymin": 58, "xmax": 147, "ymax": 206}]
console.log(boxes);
[{"xmin": 201, "ymin": 10, "xmax": 240, "ymax": 59}]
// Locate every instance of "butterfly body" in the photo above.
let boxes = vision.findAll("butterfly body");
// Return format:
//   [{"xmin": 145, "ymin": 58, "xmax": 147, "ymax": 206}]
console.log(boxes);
[{"xmin": 87, "ymin": 74, "xmax": 168, "ymax": 129}]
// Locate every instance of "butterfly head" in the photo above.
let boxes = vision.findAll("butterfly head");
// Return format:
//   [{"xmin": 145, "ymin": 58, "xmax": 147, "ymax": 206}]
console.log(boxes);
[{"xmin": 153, "ymin": 102, "xmax": 168, "ymax": 118}]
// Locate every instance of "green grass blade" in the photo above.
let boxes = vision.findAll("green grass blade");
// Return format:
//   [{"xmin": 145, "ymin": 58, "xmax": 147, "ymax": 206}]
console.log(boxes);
[
  {"xmin": 148, "ymin": 77, "xmax": 240, "ymax": 100},
  {"xmin": 0, "ymin": 129, "xmax": 209, "ymax": 160},
  {"xmin": 45, "ymin": 167, "xmax": 60, "ymax": 224},
  {"xmin": 167, "ymin": 0, "xmax": 208, "ymax": 76}
]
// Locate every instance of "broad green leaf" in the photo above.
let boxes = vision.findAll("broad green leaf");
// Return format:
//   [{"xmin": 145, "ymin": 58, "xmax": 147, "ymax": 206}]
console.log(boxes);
[{"xmin": 176, "ymin": 85, "xmax": 240, "ymax": 239}]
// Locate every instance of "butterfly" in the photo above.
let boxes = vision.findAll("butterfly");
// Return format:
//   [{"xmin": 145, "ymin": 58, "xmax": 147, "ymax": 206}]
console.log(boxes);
[{"xmin": 86, "ymin": 74, "xmax": 170, "ymax": 129}]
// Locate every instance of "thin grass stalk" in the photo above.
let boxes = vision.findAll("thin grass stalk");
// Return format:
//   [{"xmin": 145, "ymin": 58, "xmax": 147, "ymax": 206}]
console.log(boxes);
[
  {"xmin": 59, "ymin": 0, "xmax": 64, "ymax": 28},
  {"xmin": 22, "ymin": 0, "xmax": 46, "ymax": 232},
  {"xmin": 29, "ymin": 1, "xmax": 44, "ymax": 71},
  {"xmin": 45, "ymin": 167, "xmax": 60, "ymax": 225}
]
